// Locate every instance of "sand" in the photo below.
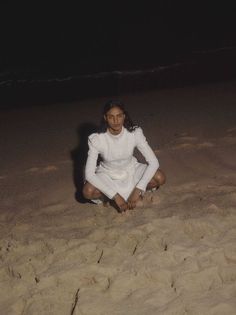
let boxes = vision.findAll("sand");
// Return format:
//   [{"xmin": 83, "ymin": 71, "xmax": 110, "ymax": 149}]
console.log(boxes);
[{"xmin": 1, "ymin": 81, "xmax": 236, "ymax": 315}]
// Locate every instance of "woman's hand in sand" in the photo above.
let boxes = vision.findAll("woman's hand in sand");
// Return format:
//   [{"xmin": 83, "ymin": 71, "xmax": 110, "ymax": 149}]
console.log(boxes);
[
  {"xmin": 128, "ymin": 187, "xmax": 142, "ymax": 209},
  {"xmin": 113, "ymin": 193, "xmax": 128, "ymax": 212}
]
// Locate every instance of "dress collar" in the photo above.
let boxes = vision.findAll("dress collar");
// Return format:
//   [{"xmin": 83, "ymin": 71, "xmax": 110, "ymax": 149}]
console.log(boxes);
[{"xmin": 107, "ymin": 126, "xmax": 125, "ymax": 138}]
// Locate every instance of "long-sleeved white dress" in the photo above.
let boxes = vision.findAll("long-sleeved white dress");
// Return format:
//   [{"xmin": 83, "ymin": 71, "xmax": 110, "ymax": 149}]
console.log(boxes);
[{"xmin": 85, "ymin": 126, "xmax": 159, "ymax": 201}]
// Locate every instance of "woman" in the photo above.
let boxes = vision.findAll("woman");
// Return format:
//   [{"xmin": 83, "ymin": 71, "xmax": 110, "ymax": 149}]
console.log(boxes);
[{"xmin": 83, "ymin": 100, "xmax": 165, "ymax": 212}]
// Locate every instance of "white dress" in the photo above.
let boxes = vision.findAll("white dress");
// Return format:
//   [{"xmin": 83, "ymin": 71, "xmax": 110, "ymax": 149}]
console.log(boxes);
[{"xmin": 85, "ymin": 127, "xmax": 159, "ymax": 200}]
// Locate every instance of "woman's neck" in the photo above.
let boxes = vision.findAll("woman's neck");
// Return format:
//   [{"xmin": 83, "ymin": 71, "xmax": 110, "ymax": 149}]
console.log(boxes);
[{"xmin": 107, "ymin": 126, "xmax": 123, "ymax": 135}]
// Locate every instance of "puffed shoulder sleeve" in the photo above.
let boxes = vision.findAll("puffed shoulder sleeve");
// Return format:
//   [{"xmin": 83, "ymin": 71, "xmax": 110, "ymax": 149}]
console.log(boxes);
[
  {"xmin": 134, "ymin": 127, "xmax": 160, "ymax": 191},
  {"xmin": 134, "ymin": 127, "xmax": 147, "ymax": 145},
  {"xmin": 88, "ymin": 133, "xmax": 101, "ymax": 153},
  {"xmin": 85, "ymin": 134, "xmax": 100, "ymax": 179}
]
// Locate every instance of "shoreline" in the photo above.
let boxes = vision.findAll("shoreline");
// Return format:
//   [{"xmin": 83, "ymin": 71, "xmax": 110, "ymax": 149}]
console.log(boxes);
[{"xmin": 1, "ymin": 46, "xmax": 236, "ymax": 110}]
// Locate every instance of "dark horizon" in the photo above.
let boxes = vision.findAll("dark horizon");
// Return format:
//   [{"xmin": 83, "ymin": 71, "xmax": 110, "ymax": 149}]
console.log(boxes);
[
  {"xmin": 1, "ymin": 2, "xmax": 235, "ymax": 70},
  {"xmin": 1, "ymin": 2, "xmax": 236, "ymax": 107}
]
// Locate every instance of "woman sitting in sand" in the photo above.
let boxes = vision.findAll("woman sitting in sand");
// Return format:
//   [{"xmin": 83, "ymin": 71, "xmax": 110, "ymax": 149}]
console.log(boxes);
[{"xmin": 83, "ymin": 100, "xmax": 166, "ymax": 212}]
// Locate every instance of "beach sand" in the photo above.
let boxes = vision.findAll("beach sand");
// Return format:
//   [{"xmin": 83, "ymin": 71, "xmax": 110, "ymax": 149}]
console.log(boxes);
[{"xmin": 1, "ymin": 81, "xmax": 236, "ymax": 315}]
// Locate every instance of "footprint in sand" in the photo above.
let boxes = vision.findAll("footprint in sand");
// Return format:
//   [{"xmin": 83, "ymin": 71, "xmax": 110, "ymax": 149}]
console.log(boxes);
[
  {"xmin": 175, "ymin": 266, "xmax": 222, "ymax": 293},
  {"xmin": 220, "ymin": 135, "xmax": 236, "ymax": 145},
  {"xmin": 183, "ymin": 220, "xmax": 218, "ymax": 240},
  {"xmin": 172, "ymin": 137, "xmax": 215, "ymax": 150},
  {"xmin": 224, "ymin": 243, "xmax": 236, "ymax": 263},
  {"xmin": 226, "ymin": 126, "xmax": 236, "ymax": 135},
  {"xmin": 25, "ymin": 165, "xmax": 58, "ymax": 174},
  {"xmin": 219, "ymin": 265, "xmax": 236, "ymax": 284},
  {"xmin": 171, "ymin": 135, "xmax": 197, "ymax": 150},
  {"xmin": 170, "ymin": 132, "xmax": 217, "ymax": 150},
  {"xmin": 218, "ymin": 126, "xmax": 236, "ymax": 144},
  {"xmin": 126, "ymin": 189, "xmax": 162, "ymax": 210},
  {"xmin": 26, "ymin": 167, "xmax": 40, "ymax": 173},
  {"xmin": 197, "ymin": 142, "xmax": 215, "ymax": 148},
  {"xmin": 58, "ymin": 159, "xmax": 71, "ymax": 165},
  {"xmin": 177, "ymin": 136, "xmax": 198, "ymax": 142},
  {"xmin": 41, "ymin": 203, "xmax": 67, "ymax": 214},
  {"xmin": 207, "ymin": 203, "xmax": 229, "ymax": 216},
  {"xmin": 42, "ymin": 165, "xmax": 58, "ymax": 173}
]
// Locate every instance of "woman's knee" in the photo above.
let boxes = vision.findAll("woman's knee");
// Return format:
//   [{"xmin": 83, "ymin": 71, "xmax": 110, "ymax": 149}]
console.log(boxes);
[
  {"xmin": 82, "ymin": 183, "xmax": 102, "ymax": 199},
  {"xmin": 82, "ymin": 184, "xmax": 93, "ymax": 199},
  {"xmin": 155, "ymin": 169, "xmax": 166, "ymax": 186}
]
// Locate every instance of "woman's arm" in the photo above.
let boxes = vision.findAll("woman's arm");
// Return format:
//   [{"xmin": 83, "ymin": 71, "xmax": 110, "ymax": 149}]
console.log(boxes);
[
  {"xmin": 135, "ymin": 128, "xmax": 159, "ymax": 191},
  {"xmin": 127, "ymin": 128, "xmax": 159, "ymax": 208},
  {"xmin": 85, "ymin": 135, "xmax": 117, "ymax": 199}
]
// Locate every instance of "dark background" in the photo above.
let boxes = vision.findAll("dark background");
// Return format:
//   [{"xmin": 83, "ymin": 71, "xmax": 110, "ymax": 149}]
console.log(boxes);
[{"xmin": 1, "ymin": 2, "xmax": 236, "ymax": 106}]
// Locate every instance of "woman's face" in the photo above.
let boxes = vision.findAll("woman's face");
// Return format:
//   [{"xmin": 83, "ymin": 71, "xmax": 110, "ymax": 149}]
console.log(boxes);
[{"xmin": 104, "ymin": 106, "xmax": 125, "ymax": 135}]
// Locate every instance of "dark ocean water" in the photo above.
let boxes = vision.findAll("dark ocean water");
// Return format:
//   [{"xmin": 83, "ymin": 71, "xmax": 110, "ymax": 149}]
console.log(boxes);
[{"xmin": 1, "ymin": 46, "xmax": 236, "ymax": 109}]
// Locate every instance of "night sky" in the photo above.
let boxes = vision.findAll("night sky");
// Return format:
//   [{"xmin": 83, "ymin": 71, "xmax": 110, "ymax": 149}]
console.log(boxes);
[
  {"xmin": 1, "ymin": 2, "xmax": 235, "ymax": 71},
  {"xmin": 1, "ymin": 2, "xmax": 236, "ymax": 104}
]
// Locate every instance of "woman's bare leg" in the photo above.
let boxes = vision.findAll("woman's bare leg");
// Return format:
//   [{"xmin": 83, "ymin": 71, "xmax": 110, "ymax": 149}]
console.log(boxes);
[
  {"xmin": 147, "ymin": 169, "xmax": 166, "ymax": 190},
  {"xmin": 82, "ymin": 182, "xmax": 103, "ymax": 200}
]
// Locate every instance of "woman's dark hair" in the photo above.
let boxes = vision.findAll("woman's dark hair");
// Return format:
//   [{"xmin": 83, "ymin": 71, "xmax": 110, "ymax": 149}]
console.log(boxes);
[{"xmin": 99, "ymin": 100, "xmax": 138, "ymax": 133}]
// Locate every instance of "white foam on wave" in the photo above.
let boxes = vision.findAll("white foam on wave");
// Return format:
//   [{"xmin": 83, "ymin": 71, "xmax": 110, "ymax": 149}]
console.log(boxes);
[{"xmin": 1, "ymin": 45, "xmax": 235, "ymax": 88}]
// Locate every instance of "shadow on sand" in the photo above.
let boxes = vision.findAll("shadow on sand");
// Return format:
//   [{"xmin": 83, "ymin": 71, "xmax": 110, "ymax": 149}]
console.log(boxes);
[{"xmin": 71, "ymin": 122, "xmax": 98, "ymax": 203}]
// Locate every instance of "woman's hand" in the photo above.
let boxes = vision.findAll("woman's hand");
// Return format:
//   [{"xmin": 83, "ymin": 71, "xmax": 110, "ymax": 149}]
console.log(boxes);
[
  {"xmin": 128, "ymin": 187, "xmax": 142, "ymax": 209},
  {"xmin": 113, "ymin": 193, "xmax": 128, "ymax": 212}
]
